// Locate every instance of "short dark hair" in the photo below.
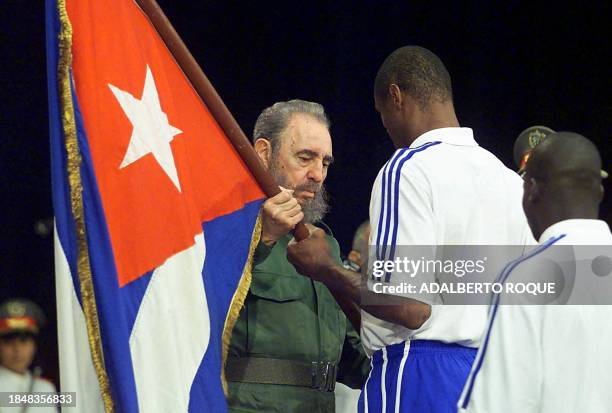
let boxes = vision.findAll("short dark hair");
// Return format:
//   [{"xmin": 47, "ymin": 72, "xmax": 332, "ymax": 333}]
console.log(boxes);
[{"xmin": 374, "ymin": 46, "xmax": 453, "ymax": 110}]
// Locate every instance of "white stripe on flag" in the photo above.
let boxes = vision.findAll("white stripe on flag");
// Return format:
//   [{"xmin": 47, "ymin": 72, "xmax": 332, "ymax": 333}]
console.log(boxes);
[
  {"xmin": 130, "ymin": 232, "xmax": 210, "ymax": 412},
  {"xmin": 54, "ymin": 225, "xmax": 105, "ymax": 413}
]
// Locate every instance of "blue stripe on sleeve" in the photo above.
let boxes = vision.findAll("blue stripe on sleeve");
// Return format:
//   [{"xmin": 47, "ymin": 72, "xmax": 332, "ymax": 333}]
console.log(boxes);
[
  {"xmin": 375, "ymin": 159, "xmax": 391, "ymax": 261},
  {"xmin": 380, "ymin": 149, "xmax": 408, "ymax": 262},
  {"xmin": 385, "ymin": 141, "xmax": 441, "ymax": 282},
  {"xmin": 460, "ymin": 234, "xmax": 566, "ymax": 408}
]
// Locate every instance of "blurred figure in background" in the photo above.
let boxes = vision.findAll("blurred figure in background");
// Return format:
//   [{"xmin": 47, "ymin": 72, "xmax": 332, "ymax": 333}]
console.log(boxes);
[
  {"xmin": 343, "ymin": 221, "xmax": 370, "ymax": 273},
  {"xmin": 0, "ymin": 298, "xmax": 58, "ymax": 412}
]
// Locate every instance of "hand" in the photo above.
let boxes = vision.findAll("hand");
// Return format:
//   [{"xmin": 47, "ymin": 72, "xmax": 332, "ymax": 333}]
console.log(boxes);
[
  {"xmin": 261, "ymin": 188, "xmax": 304, "ymax": 246},
  {"xmin": 287, "ymin": 228, "xmax": 338, "ymax": 284}
]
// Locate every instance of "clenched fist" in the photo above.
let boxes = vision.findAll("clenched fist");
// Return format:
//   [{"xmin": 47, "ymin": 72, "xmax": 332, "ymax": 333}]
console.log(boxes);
[
  {"xmin": 287, "ymin": 228, "xmax": 338, "ymax": 283},
  {"xmin": 261, "ymin": 188, "xmax": 304, "ymax": 246}
]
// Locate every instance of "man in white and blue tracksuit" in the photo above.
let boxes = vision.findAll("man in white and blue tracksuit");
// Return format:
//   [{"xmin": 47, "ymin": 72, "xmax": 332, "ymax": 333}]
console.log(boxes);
[
  {"xmin": 287, "ymin": 45, "xmax": 533, "ymax": 412},
  {"xmin": 458, "ymin": 132, "xmax": 612, "ymax": 413}
]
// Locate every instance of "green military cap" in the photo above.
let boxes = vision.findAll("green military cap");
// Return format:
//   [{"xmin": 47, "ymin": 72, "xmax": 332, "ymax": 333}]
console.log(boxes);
[
  {"xmin": 0, "ymin": 299, "xmax": 46, "ymax": 336},
  {"xmin": 513, "ymin": 126, "xmax": 555, "ymax": 174},
  {"xmin": 514, "ymin": 126, "xmax": 608, "ymax": 178}
]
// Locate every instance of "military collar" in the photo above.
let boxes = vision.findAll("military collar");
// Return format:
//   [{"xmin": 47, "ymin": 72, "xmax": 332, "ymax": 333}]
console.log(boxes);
[{"xmin": 312, "ymin": 221, "xmax": 334, "ymax": 237}]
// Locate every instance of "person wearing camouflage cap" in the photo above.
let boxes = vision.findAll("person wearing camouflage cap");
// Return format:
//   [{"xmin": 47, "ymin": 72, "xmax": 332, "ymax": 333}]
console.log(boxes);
[{"xmin": 0, "ymin": 299, "xmax": 58, "ymax": 412}]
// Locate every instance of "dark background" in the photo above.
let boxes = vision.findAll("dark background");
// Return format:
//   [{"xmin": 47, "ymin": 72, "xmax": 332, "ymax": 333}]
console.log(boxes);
[{"xmin": 1, "ymin": 0, "xmax": 609, "ymax": 385}]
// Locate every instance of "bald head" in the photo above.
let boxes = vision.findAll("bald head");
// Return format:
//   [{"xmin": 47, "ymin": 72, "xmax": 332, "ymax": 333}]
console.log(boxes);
[
  {"xmin": 527, "ymin": 132, "xmax": 602, "ymax": 189},
  {"xmin": 523, "ymin": 132, "xmax": 604, "ymax": 239}
]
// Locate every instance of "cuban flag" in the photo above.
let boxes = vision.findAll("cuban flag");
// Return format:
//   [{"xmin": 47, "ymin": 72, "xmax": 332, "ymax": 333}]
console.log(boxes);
[{"xmin": 46, "ymin": 0, "xmax": 263, "ymax": 411}]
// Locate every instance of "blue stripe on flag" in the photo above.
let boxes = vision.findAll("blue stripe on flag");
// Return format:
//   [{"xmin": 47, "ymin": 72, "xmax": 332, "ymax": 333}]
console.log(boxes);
[
  {"xmin": 460, "ymin": 234, "xmax": 566, "ymax": 408},
  {"xmin": 46, "ymin": 0, "xmax": 81, "ymax": 303},
  {"xmin": 120, "ymin": 270, "xmax": 154, "ymax": 336},
  {"xmin": 189, "ymin": 199, "xmax": 262, "ymax": 413}
]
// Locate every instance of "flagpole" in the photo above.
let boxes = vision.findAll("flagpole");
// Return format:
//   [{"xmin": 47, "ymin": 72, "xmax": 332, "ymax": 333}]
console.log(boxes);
[
  {"xmin": 133, "ymin": 0, "xmax": 310, "ymax": 241},
  {"xmin": 134, "ymin": 0, "xmax": 361, "ymax": 330}
]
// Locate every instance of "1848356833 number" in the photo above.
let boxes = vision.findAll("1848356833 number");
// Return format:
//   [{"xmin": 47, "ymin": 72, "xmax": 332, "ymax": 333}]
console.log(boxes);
[{"xmin": 0, "ymin": 392, "xmax": 76, "ymax": 408}]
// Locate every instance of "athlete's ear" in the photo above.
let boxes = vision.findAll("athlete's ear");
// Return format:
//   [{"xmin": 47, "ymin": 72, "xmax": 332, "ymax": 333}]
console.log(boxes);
[
  {"xmin": 522, "ymin": 172, "xmax": 538, "ymax": 205},
  {"xmin": 388, "ymin": 84, "xmax": 403, "ymax": 110},
  {"xmin": 527, "ymin": 177, "xmax": 541, "ymax": 203}
]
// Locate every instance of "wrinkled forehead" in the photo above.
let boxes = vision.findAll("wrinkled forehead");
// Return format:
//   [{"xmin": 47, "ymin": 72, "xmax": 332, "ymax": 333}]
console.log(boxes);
[{"xmin": 281, "ymin": 113, "xmax": 333, "ymax": 156}]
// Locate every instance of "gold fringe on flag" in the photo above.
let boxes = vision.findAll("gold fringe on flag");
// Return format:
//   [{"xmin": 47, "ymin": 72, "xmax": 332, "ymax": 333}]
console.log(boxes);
[
  {"xmin": 220, "ymin": 211, "xmax": 262, "ymax": 394},
  {"xmin": 56, "ymin": 1, "xmax": 114, "ymax": 411}
]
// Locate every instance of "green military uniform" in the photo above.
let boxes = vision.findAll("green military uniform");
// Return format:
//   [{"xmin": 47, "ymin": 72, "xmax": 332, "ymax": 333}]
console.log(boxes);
[{"xmin": 226, "ymin": 224, "xmax": 369, "ymax": 413}]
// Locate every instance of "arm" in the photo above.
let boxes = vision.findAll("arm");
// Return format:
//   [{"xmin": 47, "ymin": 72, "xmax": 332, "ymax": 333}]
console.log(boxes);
[
  {"xmin": 288, "ymin": 164, "xmax": 435, "ymax": 329},
  {"xmin": 327, "ymin": 265, "xmax": 430, "ymax": 329},
  {"xmin": 333, "ymin": 293, "xmax": 362, "ymax": 332},
  {"xmin": 258, "ymin": 192, "xmax": 362, "ymax": 329},
  {"xmin": 288, "ymin": 230, "xmax": 430, "ymax": 329},
  {"xmin": 321, "ymin": 231, "xmax": 362, "ymax": 331}
]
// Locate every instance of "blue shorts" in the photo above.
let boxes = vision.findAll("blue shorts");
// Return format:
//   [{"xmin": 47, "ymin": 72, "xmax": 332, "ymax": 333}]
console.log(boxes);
[{"xmin": 358, "ymin": 340, "xmax": 477, "ymax": 413}]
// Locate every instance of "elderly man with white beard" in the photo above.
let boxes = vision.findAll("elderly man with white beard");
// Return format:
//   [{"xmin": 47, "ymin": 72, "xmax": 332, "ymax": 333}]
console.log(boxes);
[{"xmin": 224, "ymin": 99, "xmax": 369, "ymax": 413}]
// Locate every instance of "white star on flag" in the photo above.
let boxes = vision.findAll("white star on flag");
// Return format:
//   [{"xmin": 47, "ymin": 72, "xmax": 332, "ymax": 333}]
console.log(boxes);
[{"xmin": 108, "ymin": 65, "xmax": 183, "ymax": 191}]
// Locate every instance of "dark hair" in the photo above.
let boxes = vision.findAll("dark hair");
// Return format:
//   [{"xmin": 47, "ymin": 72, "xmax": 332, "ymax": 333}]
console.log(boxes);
[{"xmin": 374, "ymin": 46, "xmax": 452, "ymax": 110}]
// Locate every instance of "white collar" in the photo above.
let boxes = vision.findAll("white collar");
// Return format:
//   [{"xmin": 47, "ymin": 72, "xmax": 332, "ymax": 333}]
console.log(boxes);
[
  {"xmin": 410, "ymin": 127, "xmax": 477, "ymax": 148},
  {"xmin": 0, "ymin": 365, "xmax": 31, "ymax": 381},
  {"xmin": 538, "ymin": 219, "xmax": 612, "ymax": 243}
]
